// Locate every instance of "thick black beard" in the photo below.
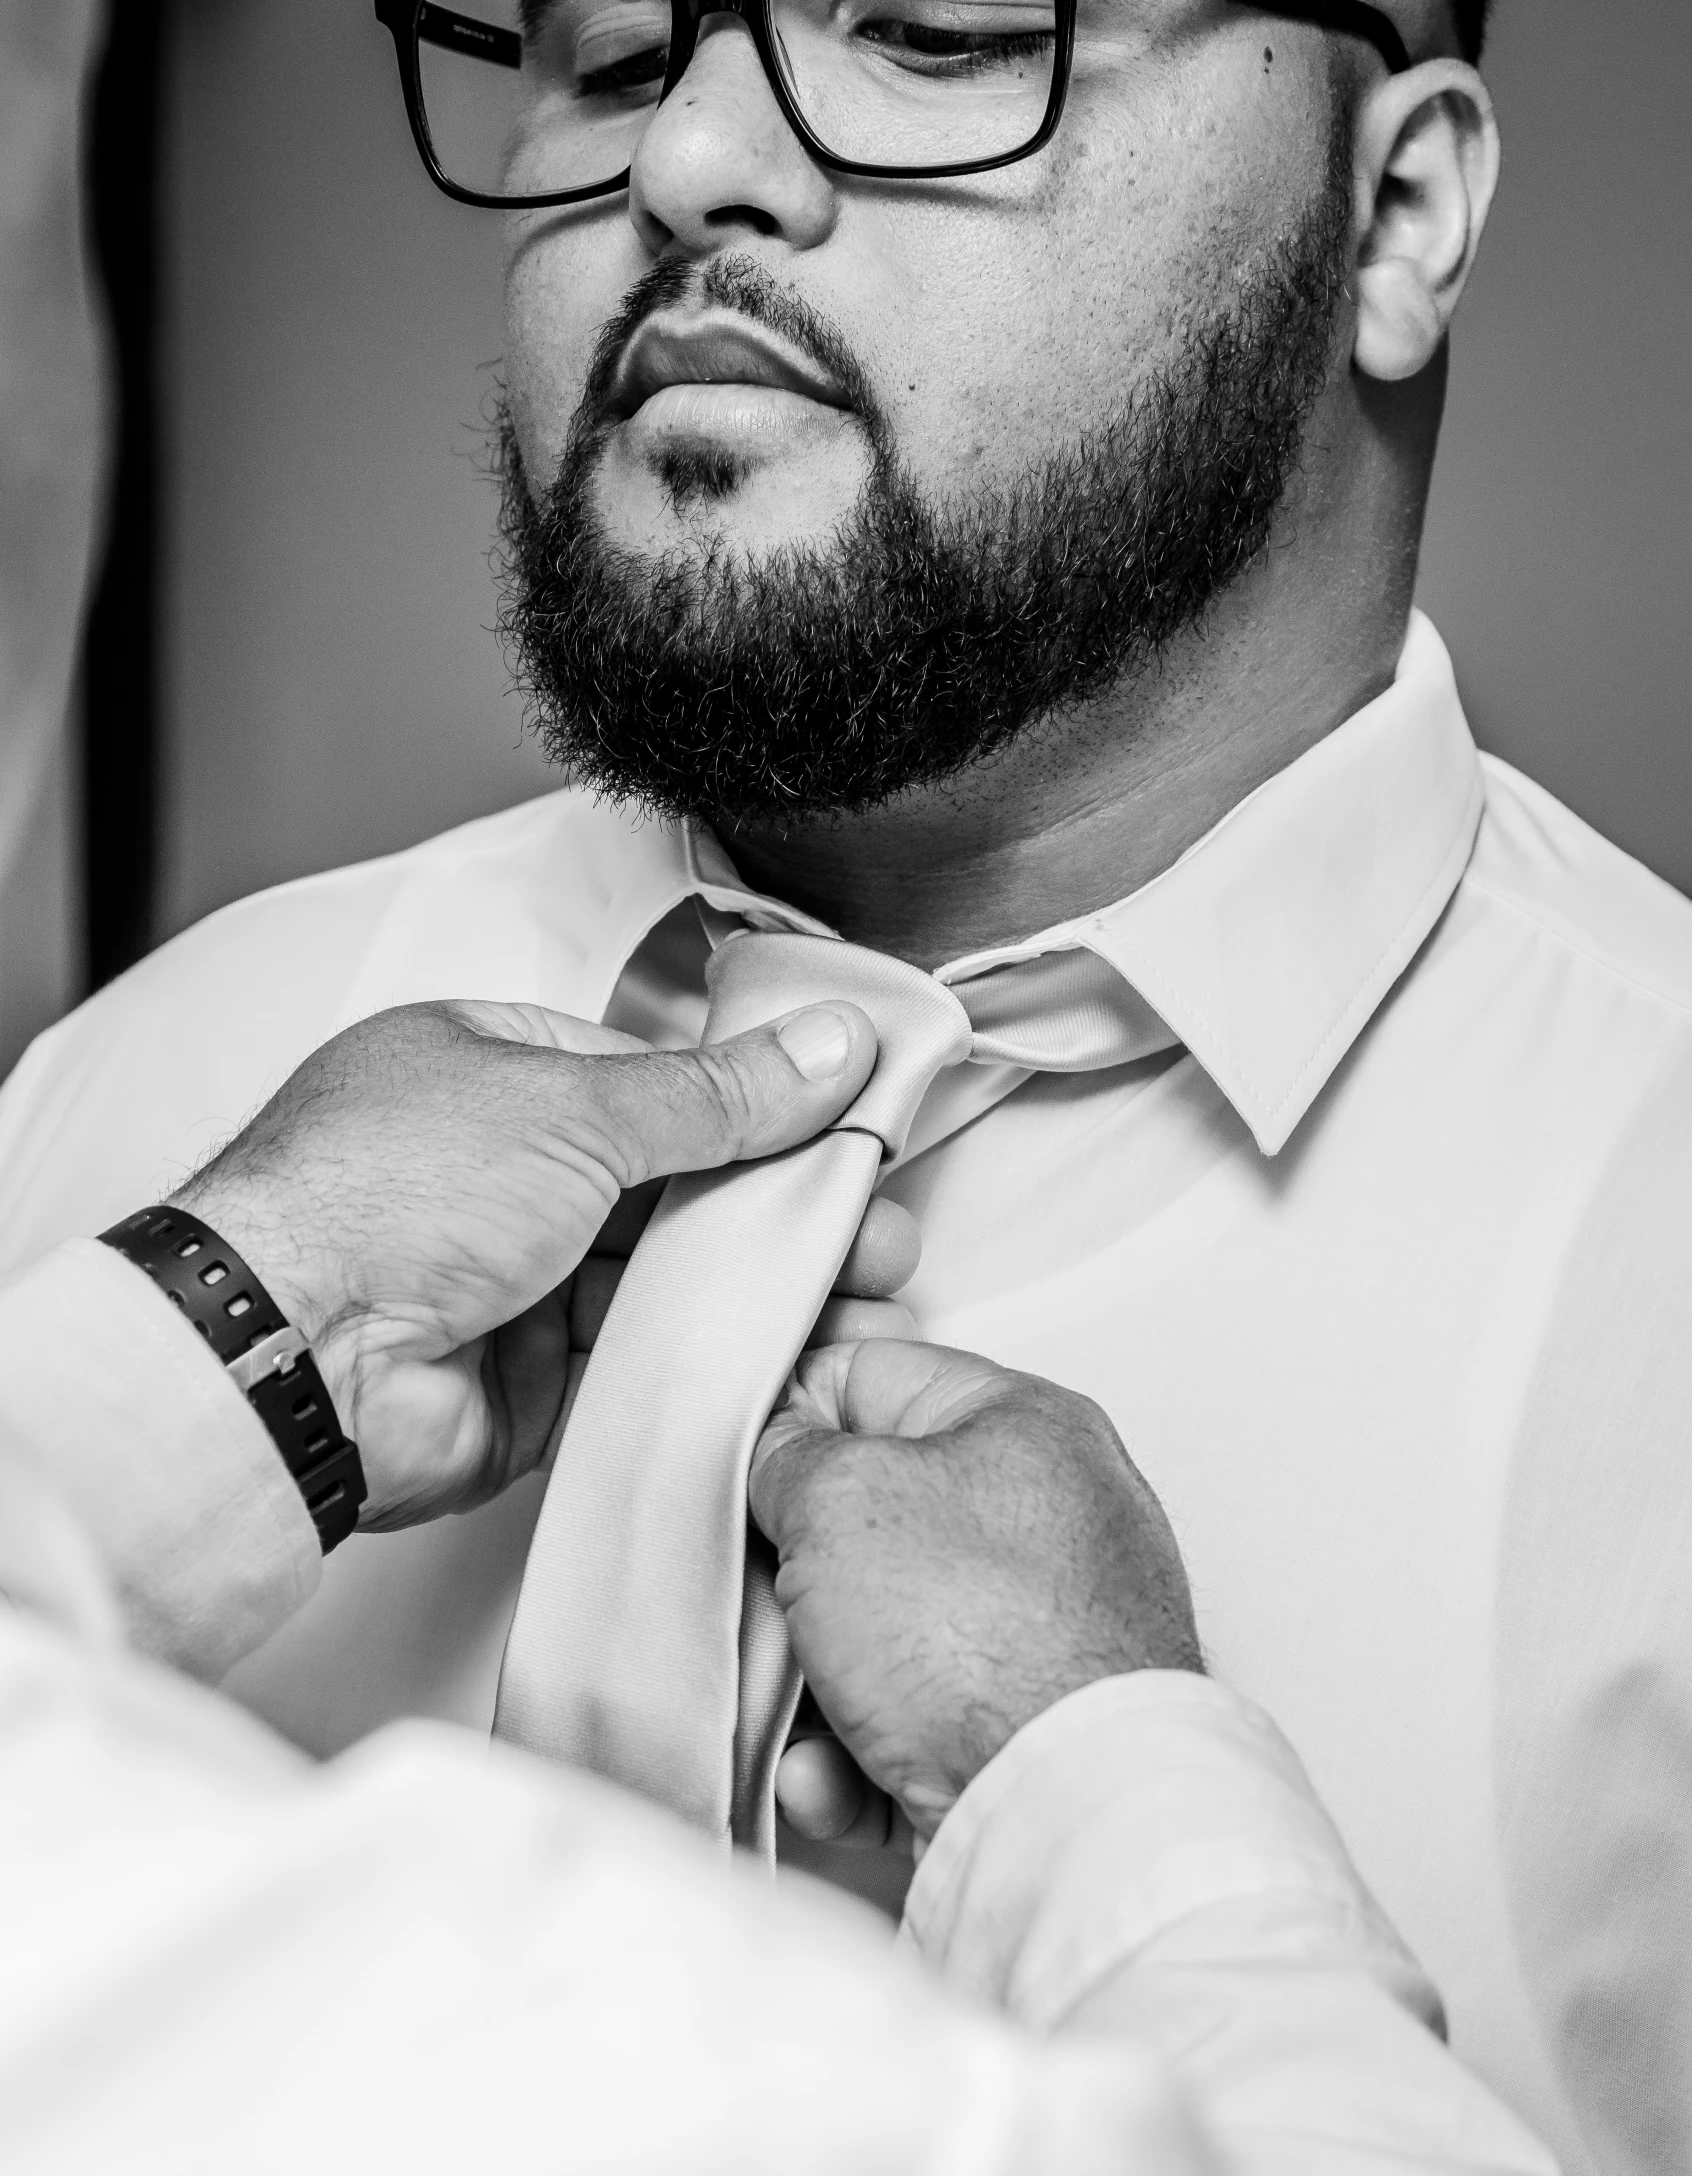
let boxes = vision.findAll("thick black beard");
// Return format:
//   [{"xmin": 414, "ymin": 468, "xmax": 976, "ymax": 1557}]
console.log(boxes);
[{"xmin": 497, "ymin": 167, "xmax": 1353, "ymax": 828}]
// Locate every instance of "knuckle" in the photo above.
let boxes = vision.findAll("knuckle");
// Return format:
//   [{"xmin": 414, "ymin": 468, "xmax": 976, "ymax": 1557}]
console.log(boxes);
[
  {"xmin": 753, "ymin": 1423, "xmax": 859, "ymax": 1538},
  {"xmin": 748, "ymin": 1433, "xmax": 797, "ymax": 1534},
  {"xmin": 687, "ymin": 1042, "xmax": 764, "ymax": 1153}
]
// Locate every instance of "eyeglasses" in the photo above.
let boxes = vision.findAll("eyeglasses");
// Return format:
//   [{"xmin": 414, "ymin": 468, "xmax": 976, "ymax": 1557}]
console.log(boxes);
[{"xmin": 373, "ymin": 0, "xmax": 1408, "ymax": 208}]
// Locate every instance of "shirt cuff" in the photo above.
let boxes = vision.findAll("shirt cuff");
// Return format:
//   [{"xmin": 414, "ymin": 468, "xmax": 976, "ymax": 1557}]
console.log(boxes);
[
  {"xmin": 901, "ymin": 1671, "xmax": 1436, "ymax": 2035},
  {"xmin": 0, "ymin": 1238, "xmax": 320, "ymax": 1680}
]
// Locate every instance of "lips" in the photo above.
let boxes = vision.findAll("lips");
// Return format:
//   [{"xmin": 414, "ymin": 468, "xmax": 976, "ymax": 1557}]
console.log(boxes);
[{"xmin": 608, "ymin": 308, "xmax": 851, "ymax": 421}]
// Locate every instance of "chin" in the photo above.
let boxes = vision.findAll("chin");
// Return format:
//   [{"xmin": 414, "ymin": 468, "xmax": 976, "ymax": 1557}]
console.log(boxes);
[{"xmin": 595, "ymin": 433, "xmax": 870, "ymax": 564}]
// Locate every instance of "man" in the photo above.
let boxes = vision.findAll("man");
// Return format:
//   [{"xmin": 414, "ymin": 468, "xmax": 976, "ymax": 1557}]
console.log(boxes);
[
  {"xmin": 0, "ymin": 999, "xmax": 1551, "ymax": 2170},
  {"xmin": 1, "ymin": 0, "xmax": 1688, "ymax": 2167}
]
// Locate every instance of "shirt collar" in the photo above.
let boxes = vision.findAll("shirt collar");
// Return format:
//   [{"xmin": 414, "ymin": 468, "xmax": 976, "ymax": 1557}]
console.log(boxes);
[{"xmin": 679, "ymin": 612, "xmax": 1482, "ymax": 1156}]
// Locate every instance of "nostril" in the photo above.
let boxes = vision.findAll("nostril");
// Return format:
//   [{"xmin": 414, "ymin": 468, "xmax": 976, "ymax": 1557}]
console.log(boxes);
[{"xmin": 705, "ymin": 203, "xmax": 779, "ymax": 236}]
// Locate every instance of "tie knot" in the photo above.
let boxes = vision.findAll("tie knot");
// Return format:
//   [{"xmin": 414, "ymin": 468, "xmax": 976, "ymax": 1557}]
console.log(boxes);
[
  {"xmin": 705, "ymin": 931, "xmax": 973, "ymax": 1163},
  {"xmin": 947, "ymin": 946, "xmax": 1174, "ymax": 1073}
]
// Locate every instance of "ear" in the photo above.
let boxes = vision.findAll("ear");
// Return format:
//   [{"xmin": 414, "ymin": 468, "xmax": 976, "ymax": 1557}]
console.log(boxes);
[{"xmin": 1351, "ymin": 61, "xmax": 1501, "ymax": 383}]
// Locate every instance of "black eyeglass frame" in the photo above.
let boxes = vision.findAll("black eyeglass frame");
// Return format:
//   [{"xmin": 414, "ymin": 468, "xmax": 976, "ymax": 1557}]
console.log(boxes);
[{"xmin": 373, "ymin": 0, "xmax": 1410, "ymax": 210}]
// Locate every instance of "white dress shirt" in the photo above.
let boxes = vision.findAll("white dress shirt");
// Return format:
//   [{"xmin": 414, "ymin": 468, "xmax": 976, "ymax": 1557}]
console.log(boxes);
[
  {"xmin": 0, "ymin": 1241, "xmax": 1552, "ymax": 2174},
  {"xmin": 0, "ymin": 612, "xmax": 1687, "ymax": 2171}
]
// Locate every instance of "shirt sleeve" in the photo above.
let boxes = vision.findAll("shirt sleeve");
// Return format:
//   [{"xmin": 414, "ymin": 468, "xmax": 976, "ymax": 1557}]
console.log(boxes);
[
  {"xmin": 904, "ymin": 1672, "xmax": 1559, "ymax": 2176},
  {"xmin": 0, "ymin": 1238, "xmax": 319, "ymax": 1679},
  {"xmin": 0, "ymin": 1603, "xmax": 1220, "ymax": 2176},
  {"xmin": 0, "ymin": 1251, "xmax": 1556, "ymax": 2175}
]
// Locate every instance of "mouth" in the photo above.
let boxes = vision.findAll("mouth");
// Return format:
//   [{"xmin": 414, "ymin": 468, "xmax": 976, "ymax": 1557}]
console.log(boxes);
[{"xmin": 607, "ymin": 308, "xmax": 852, "ymax": 423}]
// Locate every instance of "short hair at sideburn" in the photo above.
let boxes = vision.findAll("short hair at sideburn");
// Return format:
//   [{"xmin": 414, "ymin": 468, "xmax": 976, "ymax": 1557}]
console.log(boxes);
[{"xmin": 1453, "ymin": 0, "xmax": 1493, "ymax": 62}]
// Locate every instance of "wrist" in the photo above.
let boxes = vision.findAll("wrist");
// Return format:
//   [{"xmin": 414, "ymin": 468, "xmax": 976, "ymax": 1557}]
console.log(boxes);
[
  {"xmin": 168, "ymin": 1180, "xmax": 373, "ymax": 1455},
  {"xmin": 168, "ymin": 1171, "xmax": 345, "ymax": 1351},
  {"xmin": 937, "ymin": 1649, "xmax": 1208, "ymax": 1833},
  {"xmin": 101, "ymin": 1202, "xmax": 367, "ymax": 1553}
]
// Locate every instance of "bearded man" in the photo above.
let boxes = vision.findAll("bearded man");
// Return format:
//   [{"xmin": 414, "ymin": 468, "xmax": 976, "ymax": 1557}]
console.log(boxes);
[{"xmin": 3, "ymin": 3, "xmax": 1689, "ymax": 2170}]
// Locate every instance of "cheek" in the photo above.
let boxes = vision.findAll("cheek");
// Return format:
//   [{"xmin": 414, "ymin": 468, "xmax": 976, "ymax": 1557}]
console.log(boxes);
[
  {"xmin": 846, "ymin": 153, "xmax": 1175, "ymax": 494},
  {"xmin": 851, "ymin": 43, "xmax": 1317, "ymax": 497},
  {"xmin": 502, "ymin": 216, "xmax": 647, "ymax": 480}
]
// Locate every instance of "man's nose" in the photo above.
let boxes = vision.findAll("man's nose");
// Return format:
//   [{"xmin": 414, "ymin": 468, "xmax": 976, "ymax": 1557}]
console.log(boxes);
[{"xmin": 627, "ymin": 11, "xmax": 837, "ymax": 257}]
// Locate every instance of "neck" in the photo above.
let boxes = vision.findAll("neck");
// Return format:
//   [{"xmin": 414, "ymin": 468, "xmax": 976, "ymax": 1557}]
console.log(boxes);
[
  {"xmin": 722, "ymin": 371, "xmax": 1438, "ymax": 969},
  {"xmin": 728, "ymin": 551, "xmax": 1413, "ymax": 971}
]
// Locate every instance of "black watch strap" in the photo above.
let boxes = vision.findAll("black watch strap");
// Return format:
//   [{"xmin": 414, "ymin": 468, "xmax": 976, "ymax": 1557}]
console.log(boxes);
[{"xmin": 100, "ymin": 1205, "xmax": 366, "ymax": 1553}]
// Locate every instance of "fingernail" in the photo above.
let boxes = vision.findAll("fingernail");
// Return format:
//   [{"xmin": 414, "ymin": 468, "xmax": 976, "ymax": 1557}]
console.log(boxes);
[{"xmin": 777, "ymin": 1006, "xmax": 855, "ymax": 1082}]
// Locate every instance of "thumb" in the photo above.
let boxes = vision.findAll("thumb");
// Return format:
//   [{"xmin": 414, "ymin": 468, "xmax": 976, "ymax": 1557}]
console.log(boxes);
[
  {"xmin": 584, "ymin": 1003, "xmax": 879, "ymax": 1187},
  {"xmin": 787, "ymin": 1337, "xmax": 1009, "ymax": 1441},
  {"xmin": 749, "ymin": 1339, "xmax": 1008, "ymax": 1549}
]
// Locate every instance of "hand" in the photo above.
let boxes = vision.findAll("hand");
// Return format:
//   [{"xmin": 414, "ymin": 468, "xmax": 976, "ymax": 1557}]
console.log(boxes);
[
  {"xmin": 751, "ymin": 1340, "xmax": 1202, "ymax": 1843},
  {"xmin": 172, "ymin": 1000, "xmax": 918, "ymax": 1529}
]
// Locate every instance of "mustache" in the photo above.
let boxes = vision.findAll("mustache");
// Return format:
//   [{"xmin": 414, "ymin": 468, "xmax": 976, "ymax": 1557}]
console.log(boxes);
[{"xmin": 572, "ymin": 252, "xmax": 890, "ymax": 448}]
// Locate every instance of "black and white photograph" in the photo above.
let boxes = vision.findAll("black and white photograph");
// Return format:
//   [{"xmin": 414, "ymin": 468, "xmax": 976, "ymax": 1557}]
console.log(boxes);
[{"xmin": 0, "ymin": 2, "xmax": 1687, "ymax": 2169}]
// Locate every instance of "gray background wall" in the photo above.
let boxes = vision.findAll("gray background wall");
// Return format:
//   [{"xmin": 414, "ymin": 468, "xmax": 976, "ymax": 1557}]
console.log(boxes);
[
  {"xmin": 1416, "ymin": 2, "xmax": 1691, "ymax": 888},
  {"xmin": 161, "ymin": 0, "xmax": 552, "ymax": 940},
  {"xmin": 158, "ymin": 0, "xmax": 1689, "ymax": 941}
]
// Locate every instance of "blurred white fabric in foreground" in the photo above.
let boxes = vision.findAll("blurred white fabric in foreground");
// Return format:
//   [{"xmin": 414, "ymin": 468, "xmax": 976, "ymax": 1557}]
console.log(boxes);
[{"xmin": 0, "ymin": 1, "xmax": 105, "ymax": 1070}]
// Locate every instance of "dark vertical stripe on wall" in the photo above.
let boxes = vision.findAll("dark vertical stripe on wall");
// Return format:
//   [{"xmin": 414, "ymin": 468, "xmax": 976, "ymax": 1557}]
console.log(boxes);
[{"xmin": 81, "ymin": 0, "xmax": 165, "ymax": 989}]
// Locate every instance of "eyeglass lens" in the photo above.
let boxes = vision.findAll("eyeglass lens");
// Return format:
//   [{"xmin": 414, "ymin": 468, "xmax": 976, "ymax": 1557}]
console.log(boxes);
[{"xmin": 414, "ymin": 0, "xmax": 1059, "ymax": 197}]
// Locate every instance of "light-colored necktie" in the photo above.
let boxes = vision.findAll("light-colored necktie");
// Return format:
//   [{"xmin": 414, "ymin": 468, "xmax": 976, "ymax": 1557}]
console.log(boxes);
[{"xmin": 493, "ymin": 925, "xmax": 1172, "ymax": 1853}]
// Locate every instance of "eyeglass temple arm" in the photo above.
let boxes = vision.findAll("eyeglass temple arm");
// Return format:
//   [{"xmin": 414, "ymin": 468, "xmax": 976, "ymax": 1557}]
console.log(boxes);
[
  {"xmin": 374, "ymin": 1, "xmax": 523, "ymax": 69},
  {"xmin": 1247, "ymin": 0, "xmax": 1412, "ymax": 74}
]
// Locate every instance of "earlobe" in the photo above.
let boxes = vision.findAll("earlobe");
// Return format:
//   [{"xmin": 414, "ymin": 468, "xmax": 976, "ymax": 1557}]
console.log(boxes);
[
  {"xmin": 1354, "ymin": 258, "xmax": 1447, "ymax": 382},
  {"xmin": 1351, "ymin": 60, "xmax": 1501, "ymax": 384}
]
